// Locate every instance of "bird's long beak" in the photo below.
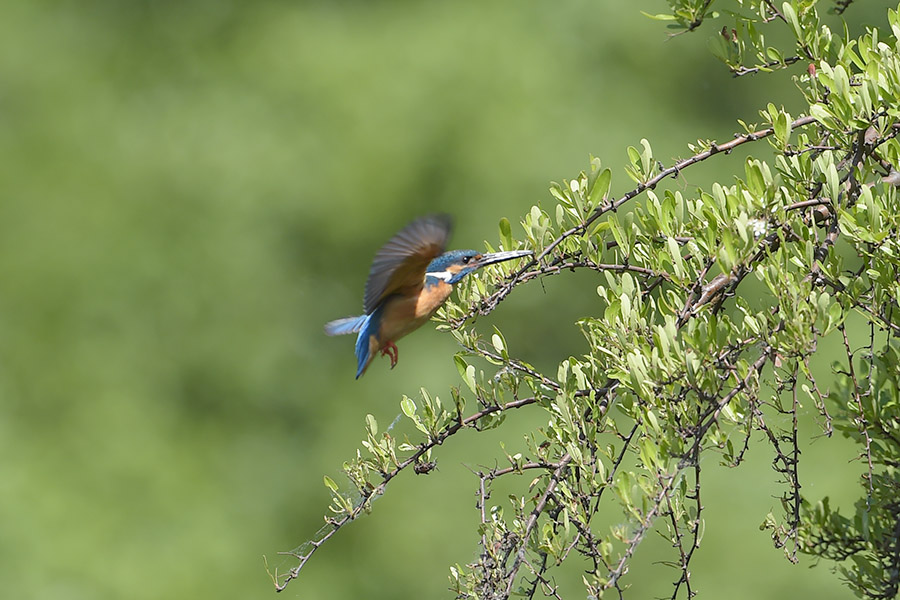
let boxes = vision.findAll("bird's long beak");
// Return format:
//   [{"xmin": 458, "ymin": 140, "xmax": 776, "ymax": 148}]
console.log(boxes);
[{"xmin": 473, "ymin": 249, "xmax": 533, "ymax": 268}]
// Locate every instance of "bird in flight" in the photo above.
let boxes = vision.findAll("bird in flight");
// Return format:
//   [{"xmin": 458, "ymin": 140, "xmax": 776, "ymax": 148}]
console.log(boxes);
[{"xmin": 325, "ymin": 215, "xmax": 532, "ymax": 378}]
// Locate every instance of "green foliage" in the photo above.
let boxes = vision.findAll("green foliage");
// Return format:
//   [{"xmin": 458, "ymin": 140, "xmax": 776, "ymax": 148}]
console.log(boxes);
[{"xmin": 284, "ymin": 2, "xmax": 900, "ymax": 598}]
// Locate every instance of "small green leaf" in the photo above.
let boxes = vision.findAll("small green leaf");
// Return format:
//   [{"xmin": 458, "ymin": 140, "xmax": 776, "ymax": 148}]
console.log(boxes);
[
  {"xmin": 667, "ymin": 237, "xmax": 685, "ymax": 278},
  {"xmin": 783, "ymin": 2, "xmax": 802, "ymax": 40},
  {"xmin": 589, "ymin": 168, "xmax": 612, "ymax": 207},
  {"xmin": 464, "ymin": 365, "xmax": 477, "ymax": 393},
  {"xmin": 324, "ymin": 475, "xmax": 338, "ymax": 492},
  {"xmin": 639, "ymin": 439, "xmax": 658, "ymax": 469},
  {"xmin": 401, "ymin": 396, "xmax": 417, "ymax": 419},
  {"xmin": 809, "ymin": 103, "xmax": 838, "ymax": 131},
  {"xmin": 640, "ymin": 139, "xmax": 653, "ymax": 176},
  {"xmin": 744, "ymin": 314, "xmax": 761, "ymax": 335},
  {"xmin": 627, "ymin": 145, "xmax": 641, "ymax": 167},
  {"xmin": 826, "ymin": 302, "xmax": 843, "ymax": 333},
  {"xmin": 640, "ymin": 11, "xmax": 677, "ymax": 21},
  {"xmin": 499, "ymin": 217, "xmax": 513, "ymax": 251},
  {"xmin": 454, "ymin": 355, "xmax": 468, "ymax": 380}
]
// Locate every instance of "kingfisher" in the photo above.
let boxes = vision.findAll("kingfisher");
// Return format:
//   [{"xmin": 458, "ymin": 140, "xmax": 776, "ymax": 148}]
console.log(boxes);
[{"xmin": 325, "ymin": 215, "xmax": 532, "ymax": 378}]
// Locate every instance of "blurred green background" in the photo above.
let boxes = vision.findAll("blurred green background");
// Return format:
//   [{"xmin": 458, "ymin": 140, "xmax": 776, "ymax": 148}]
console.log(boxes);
[{"xmin": 1, "ymin": 1, "xmax": 891, "ymax": 598}]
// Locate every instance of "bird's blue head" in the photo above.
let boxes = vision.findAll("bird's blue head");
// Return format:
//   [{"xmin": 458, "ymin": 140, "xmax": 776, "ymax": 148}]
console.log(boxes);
[{"xmin": 425, "ymin": 249, "xmax": 532, "ymax": 285}]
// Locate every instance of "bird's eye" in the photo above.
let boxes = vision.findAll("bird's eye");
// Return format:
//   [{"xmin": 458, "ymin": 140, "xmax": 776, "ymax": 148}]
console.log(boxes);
[{"xmin": 462, "ymin": 256, "xmax": 471, "ymax": 264}]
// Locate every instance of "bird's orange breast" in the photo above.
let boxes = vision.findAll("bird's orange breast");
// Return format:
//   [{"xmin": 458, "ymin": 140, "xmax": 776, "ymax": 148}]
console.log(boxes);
[
  {"xmin": 415, "ymin": 281, "xmax": 454, "ymax": 319},
  {"xmin": 377, "ymin": 281, "xmax": 453, "ymax": 344}
]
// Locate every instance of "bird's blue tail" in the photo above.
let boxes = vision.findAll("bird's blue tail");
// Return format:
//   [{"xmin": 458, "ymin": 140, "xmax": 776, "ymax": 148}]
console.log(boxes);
[
  {"xmin": 325, "ymin": 313, "xmax": 380, "ymax": 378},
  {"xmin": 354, "ymin": 307, "xmax": 385, "ymax": 378},
  {"xmin": 326, "ymin": 308, "xmax": 386, "ymax": 378},
  {"xmin": 355, "ymin": 318, "xmax": 373, "ymax": 379},
  {"xmin": 324, "ymin": 315, "xmax": 367, "ymax": 336}
]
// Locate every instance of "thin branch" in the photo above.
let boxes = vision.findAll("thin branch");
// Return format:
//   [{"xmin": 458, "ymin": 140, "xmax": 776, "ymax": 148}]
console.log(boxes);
[
  {"xmin": 732, "ymin": 56, "xmax": 801, "ymax": 77},
  {"xmin": 456, "ymin": 115, "xmax": 819, "ymax": 322},
  {"xmin": 839, "ymin": 322, "xmax": 875, "ymax": 503},
  {"xmin": 503, "ymin": 454, "xmax": 573, "ymax": 598},
  {"xmin": 694, "ymin": 347, "xmax": 773, "ymax": 444},
  {"xmin": 272, "ymin": 396, "xmax": 538, "ymax": 591},
  {"xmin": 603, "ymin": 470, "xmax": 679, "ymax": 593},
  {"xmin": 761, "ymin": 0, "xmax": 787, "ymax": 22},
  {"xmin": 669, "ymin": 456, "xmax": 703, "ymax": 599}
]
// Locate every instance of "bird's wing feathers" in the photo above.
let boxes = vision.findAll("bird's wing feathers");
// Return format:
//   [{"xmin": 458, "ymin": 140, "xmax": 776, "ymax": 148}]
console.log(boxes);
[{"xmin": 363, "ymin": 215, "xmax": 452, "ymax": 314}]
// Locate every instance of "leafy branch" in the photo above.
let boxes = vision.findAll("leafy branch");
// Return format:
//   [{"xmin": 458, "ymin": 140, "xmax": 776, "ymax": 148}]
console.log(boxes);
[{"xmin": 277, "ymin": 2, "xmax": 900, "ymax": 598}]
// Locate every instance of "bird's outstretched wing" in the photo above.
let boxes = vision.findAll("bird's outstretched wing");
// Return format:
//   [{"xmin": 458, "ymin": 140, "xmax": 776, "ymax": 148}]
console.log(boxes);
[{"xmin": 363, "ymin": 215, "xmax": 452, "ymax": 314}]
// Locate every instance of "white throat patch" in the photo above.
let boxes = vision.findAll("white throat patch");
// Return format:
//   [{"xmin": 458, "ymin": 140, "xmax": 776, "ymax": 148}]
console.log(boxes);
[{"xmin": 426, "ymin": 271, "xmax": 453, "ymax": 282}]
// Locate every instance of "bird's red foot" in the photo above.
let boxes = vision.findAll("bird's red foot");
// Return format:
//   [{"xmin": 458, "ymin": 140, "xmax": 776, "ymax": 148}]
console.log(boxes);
[{"xmin": 380, "ymin": 342, "xmax": 399, "ymax": 369}]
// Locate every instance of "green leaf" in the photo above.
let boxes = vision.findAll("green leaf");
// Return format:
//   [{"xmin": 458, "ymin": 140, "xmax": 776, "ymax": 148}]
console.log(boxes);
[
  {"xmin": 492, "ymin": 333, "xmax": 504, "ymax": 354},
  {"xmin": 491, "ymin": 327, "xmax": 508, "ymax": 357},
  {"xmin": 464, "ymin": 365, "xmax": 477, "ymax": 393},
  {"xmin": 627, "ymin": 145, "xmax": 641, "ymax": 167},
  {"xmin": 809, "ymin": 103, "xmax": 838, "ymax": 130},
  {"xmin": 667, "ymin": 236, "xmax": 685, "ymax": 279},
  {"xmin": 499, "ymin": 217, "xmax": 513, "ymax": 251},
  {"xmin": 783, "ymin": 2, "xmax": 802, "ymax": 40},
  {"xmin": 640, "ymin": 138, "xmax": 653, "ymax": 177},
  {"xmin": 588, "ymin": 168, "xmax": 612, "ymax": 207},
  {"xmin": 454, "ymin": 355, "xmax": 468, "ymax": 380},
  {"xmin": 639, "ymin": 439, "xmax": 658, "ymax": 470},
  {"xmin": 401, "ymin": 396, "xmax": 417, "ymax": 419},
  {"xmin": 744, "ymin": 313, "xmax": 761, "ymax": 335},
  {"xmin": 608, "ymin": 214, "xmax": 627, "ymax": 251},
  {"xmin": 640, "ymin": 11, "xmax": 677, "ymax": 21},
  {"xmin": 826, "ymin": 301, "xmax": 843, "ymax": 333},
  {"xmin": 824, "ymin": 162, "xmax": 840, "ymax": 204},
  {"xmin": 324, "ymin": 475, "xmax": 339, "ymax": 492}
]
